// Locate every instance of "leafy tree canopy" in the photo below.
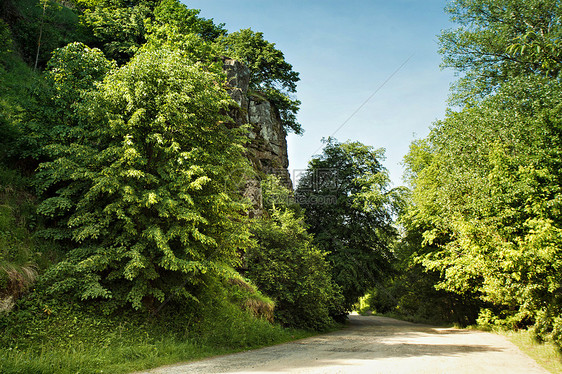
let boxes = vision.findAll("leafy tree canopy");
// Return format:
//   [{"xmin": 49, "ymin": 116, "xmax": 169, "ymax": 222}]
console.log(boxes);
[
  {"xmin": 36, "ymin": 43, "xmax": 253, "ymax": 311},
  {"xmin": 440, "ymin": 0, "xmax": 562, "ymax": 103},
  {"xmin": 1, "ymin": 0, "xmax": 309, "ymax": 323},
  {"xmin": 395, "ymin": 0, "xmax": 562, "ymax": 345},
  {"xmin": 77, "ymin": 0, "xmax": 226, "ymax": 64},
  {"xmin": 44, "ymin": 42, "xmax": 116, "ymax": 110},
  {"xmin": 404, "ymin": 74, "xmax": 562, "ymax": 341},
  {"xmin": 152, "ymin": 0, "xmax": 226, "ymax": 42},
  {"xmin": 295, "ymin": 138, "xmax": 405, "ymax": 309}
]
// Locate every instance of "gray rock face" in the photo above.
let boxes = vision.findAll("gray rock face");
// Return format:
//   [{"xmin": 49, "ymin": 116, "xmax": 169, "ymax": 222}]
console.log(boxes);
[
  {"xmin": 248, "ymin": 99, "xmax": 291, "ymax": 187},
  {"xmin": 223, "ymin": 58, "xmax": 292, "ymax": 215},
  {"xmin": 223, "ymin": 58, "xmax": 250, "ymax": 125}
]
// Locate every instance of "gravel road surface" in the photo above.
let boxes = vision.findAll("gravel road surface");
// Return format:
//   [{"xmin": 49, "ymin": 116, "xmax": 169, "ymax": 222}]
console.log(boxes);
[{"xmin": 136, "ymin": 314, "xmax": 549, "ymax": 374}]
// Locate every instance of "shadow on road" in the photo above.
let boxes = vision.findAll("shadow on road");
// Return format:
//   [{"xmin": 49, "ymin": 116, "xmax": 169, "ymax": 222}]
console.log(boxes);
[{"xmin": 140, "ymin": 315, "xmax": 545, "ymax": 374}]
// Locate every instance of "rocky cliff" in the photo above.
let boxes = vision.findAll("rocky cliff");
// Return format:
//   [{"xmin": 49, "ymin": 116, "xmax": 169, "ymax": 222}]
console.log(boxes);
[{"xmin": 223, "ymin": 58, "xmax": 292, "ymax": 214}]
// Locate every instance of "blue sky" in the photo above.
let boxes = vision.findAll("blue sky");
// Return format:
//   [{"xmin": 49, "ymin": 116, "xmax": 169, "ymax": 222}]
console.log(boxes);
[{"xmin": 184, "ymin": 0, "xmax": 456, "ymax": 186}]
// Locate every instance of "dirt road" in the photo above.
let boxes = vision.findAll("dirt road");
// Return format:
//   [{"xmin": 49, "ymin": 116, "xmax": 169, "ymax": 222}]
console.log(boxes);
[{"xmin": 137, "ymin": 315, "xmax": 549, "ymax": 374}]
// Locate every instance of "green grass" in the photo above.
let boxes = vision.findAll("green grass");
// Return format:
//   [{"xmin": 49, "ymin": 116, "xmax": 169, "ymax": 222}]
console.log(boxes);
[
  {"xmin": 1, "ymin": 339, "xmax": 214, "ymax": 374},
  {"xmin": 498, "ymin": 329, "xmax": 562, "ymax": 374},
  {"xmin": 0, "ymin": 334, "xmax": 312, "ymax": 374},
  {"xmin": 0, "ymin": 286, "xmax": 317, "ymax": 374}
]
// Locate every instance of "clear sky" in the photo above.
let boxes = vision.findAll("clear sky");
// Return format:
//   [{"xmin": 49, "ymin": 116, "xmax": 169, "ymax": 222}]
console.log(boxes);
[{"xmin": 183, "ymin": 0, "xmax": 456, "ymax": 187}]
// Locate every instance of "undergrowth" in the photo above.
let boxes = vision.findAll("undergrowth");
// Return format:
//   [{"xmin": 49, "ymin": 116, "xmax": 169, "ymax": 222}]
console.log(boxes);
[{"xmin": 0, "ymin": 282, "xmax": 313, "ymax": 374}]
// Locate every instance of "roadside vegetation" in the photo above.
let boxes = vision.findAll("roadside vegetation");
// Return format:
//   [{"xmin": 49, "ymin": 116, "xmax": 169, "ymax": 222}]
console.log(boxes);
[
  {"xmin": 501, "ymin": 329, "xmax": 562, "ymax": 374},
  {"xmin": 0, "ymin": 285, "xmax": 313, "ymax": 374},
  {"xmin": 0, "ymin": 0, "xmax": 394, "ymax": 372},
  {"xmin": 359, "ymin": 0, "xmax": 562, "ymax": 365},
  {"xmin": 2, "ymin": 0, "xmax": 562, "ymax": 373}
]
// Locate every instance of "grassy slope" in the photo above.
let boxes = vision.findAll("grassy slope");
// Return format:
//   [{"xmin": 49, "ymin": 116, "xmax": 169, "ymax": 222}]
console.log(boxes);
[
  {"xmin": 0, "ymin": 269, "xmax": 320, "ymax": 374},
  {"xmin": 0, "ymin": 298, "xmax": 316, "ymax": 374},
  {"xmin": 500, "ymin": 330, "xmax": 562, "ymax": 374}
]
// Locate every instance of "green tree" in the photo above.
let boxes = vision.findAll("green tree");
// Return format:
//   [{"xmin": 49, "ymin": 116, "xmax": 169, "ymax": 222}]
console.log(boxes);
[
  {"xmin": 0, "ymin": 19, "xmax": 19, "ymax": 161},
  {"xmin": 404, "ymin": 75, "xmax": 562, "ymax": 342},
  {"xmin": 12, "ymin": 42, "xmax": 114, "ymax": 164},
  {"xmin": 35, "ymin": 45, "xmax": 253, "ymax": 311},
  {"xmin": 367, "ymin": 197, "xmax": 483, "ymax": 325},
  {"xmin": 246, "ymin": 175, "xmax": 343, "ymax": 330},
  {"xmin": 440, "ymin": 0, "xmax": 562, "ymax": 103},
  {"xmin": 403, "ymin": 0, "xmax": 562, "ymax": 342},
  {"xmin": 78, "ymin": 0, "xmax": 225, "ymax": 64},
  {"xmin": 43, "ymin": 42, "xmax": 116, "ymax": 117},
  {"xmin": 216, "ymin": 29, "xmax": 302, "ymax": 134},
  {"xmin": 0, "ymin": 19, "xmax": 12, "ymax": 58},
  {"xmin": 295, "ymin": 138, "xmax": 404, "ymax": 310},
  {"xmin": 80, "ymin": 0, "xmax": 151, "ymax": 64},
  {"xmin": 152, "ymin": 0, "xmax": 226, "ymax": 42}
]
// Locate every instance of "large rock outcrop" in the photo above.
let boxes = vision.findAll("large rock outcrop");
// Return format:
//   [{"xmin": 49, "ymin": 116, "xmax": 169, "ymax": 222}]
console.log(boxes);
[{"xmin": 223, "ymin": 58, "xmax": 292, "ymax": 214}]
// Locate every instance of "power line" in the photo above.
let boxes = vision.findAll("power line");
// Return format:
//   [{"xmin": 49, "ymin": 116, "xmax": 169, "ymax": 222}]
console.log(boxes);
[{"xmin": 315, "ymin": 53, "xmax": 415, "ymax": 154}]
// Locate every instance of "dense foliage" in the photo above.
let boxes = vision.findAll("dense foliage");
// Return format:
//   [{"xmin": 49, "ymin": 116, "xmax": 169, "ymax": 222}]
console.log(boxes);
[
  {"xmin": 0, "ymin": 0, "xmax": 87, "ymax": 69},
  {"xmin": 34, "ymin": 43, "xmax": 253, "ymax": 310},
  {"xmin": 440, "ymin": 0, "xmax": 562, "ymax": 103},
  {"xmin": 246, "ymin": 176, "xmax": 343, "ymax": 330},
  {"xmin": 77, "ymin": 0, "xmax": 226, "ymax": 64},
  {"xmin": 366, "ymin": 204, "xmax": 483, "ymax": 325},
  {"xmin": 402, "ymin": 75, "xmax": 562, "ymax": 336},
  {"xmin": 296, "ymin": 139, "xmax": 404, "ymax": 310},
  {"xmin": 0, "ymin": 275, "xmax": 308, "ymax": 374},
  {"xmin": 0, "ymin": 0, "xmax": 313, "ymax": 315},
  {"xmin": 385, "ymin": 0, "xmax": 562, "ymax": 348}
]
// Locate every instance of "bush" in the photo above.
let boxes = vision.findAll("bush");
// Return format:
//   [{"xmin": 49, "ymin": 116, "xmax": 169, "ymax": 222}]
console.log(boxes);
[
  {"xmin": 247, "ymin": 206, "xmax": 343, "ymax": 330},
  {"xmin": 35, "ymin": 44, "xmax": 253, "ymax": 311},
  {"xmin": 531, "ymin": 307, "xmax": 562, "ymax": 349}
]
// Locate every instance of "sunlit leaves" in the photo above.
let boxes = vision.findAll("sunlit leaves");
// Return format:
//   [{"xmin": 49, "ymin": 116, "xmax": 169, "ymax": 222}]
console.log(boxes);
[
  {"xmin": 38, "ymin": 44, "xmax": 253, "ymax": 309},
  {"xmin": 404, "ymin": 75, "xmax": 562, "ymax": 340},
  {"xmin": 440, "ymin": 0, "xmax": 562, "ymax": 103},
  {"xmin": 79, "ymin": 0, "xmax": 225, "ymax": 65}
]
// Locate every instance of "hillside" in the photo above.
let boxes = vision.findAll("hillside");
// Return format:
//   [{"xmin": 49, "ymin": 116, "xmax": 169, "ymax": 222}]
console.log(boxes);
[{"xmin": 0, "ymin": 1, "xmax": 352, "ymax": 372}]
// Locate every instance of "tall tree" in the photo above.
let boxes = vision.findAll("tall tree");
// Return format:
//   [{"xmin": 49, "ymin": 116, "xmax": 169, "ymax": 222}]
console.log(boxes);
[
  {"xmin": 216, "ymin": 29, "xmax": 302, "ymax": 134},
  {"xmin": 78, "ymin": 0, "xmax": 225, "ymax": 64},
  {"xmin": 404, "ymin": 74, "xmax": 562, "ymax": 342},
  {"xmin": 440, "ymin": 0, "xmax": 562, "ymax": 103},
  {"xmin": 295, "ymin": 138, "xmax": 404, "ymax": 309},
  {"xmin": 36, "ymin": 44, "xmax": 253, "ymax": 311}
]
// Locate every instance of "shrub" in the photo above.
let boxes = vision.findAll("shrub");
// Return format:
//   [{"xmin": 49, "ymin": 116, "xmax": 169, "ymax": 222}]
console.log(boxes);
[
  {"xmin": 35, "ymin": 44, "xmax": 253, "ymax": 311},
  {"xmin": 247, "ymin": 206, "xmax": 343, "ymax": 330}
]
